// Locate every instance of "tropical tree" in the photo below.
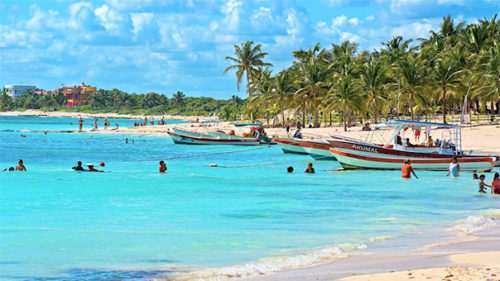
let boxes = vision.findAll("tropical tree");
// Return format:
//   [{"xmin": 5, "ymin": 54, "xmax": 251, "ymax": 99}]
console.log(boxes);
[
  {"xmin": 172, "ymin": 91, "xmax": 186, "ymax": 108},
  {"xmin": 431, "ymin": 53, "xmax": 462, "ymax": 123},
  {"xmin": 359, "ymin": 53, "xmax": 389, "ymax": 123},
  {"xmin": 224, "ymin": 41, "xmax": 272, "ymax": 94}
]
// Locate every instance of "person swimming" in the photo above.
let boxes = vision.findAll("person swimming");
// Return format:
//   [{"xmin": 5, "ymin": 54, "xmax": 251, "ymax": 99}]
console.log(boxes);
[
  {"xmin": 159, "ymin": 160, "xmax": 167, "ymax": 173},
  {"xmin": 287, "ymin": 166, "xmax": 294, "ymax": 173},
  {"xmin": 16, "ymin": 159, "xmax": 26, "ymax": 171},
  {"xmin": 401, "ymin": 159, "xmax": 418, "ymax": 179},
  {"xmin": 86, "ymin": 164, "xmax": 104, "ymax": 172},
  {"xmin": 72, "ymin": 161, "xmax": 84, "ymax": 171}
]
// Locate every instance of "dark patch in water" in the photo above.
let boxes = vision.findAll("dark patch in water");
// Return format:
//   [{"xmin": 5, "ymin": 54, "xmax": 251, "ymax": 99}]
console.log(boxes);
[
  {"xmin": 0, "ymin": 261, "xmax": 21, "ymax": 265},
  {"xmin": 2, "ymin": 268, "xmax": 173, "ymax": 281}
]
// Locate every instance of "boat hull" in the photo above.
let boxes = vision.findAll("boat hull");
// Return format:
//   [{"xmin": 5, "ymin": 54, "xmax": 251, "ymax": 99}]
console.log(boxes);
[
  {"xmin": 172, "ymin": 128, "xmax": 210, "ymax": 138},
  {"xmin": 168, "ymin": 132, "xmax": 261, "ymax": 145},
  {"xmin": 329, "ymin": 147, "xmax": 495, "ymax": 171},
  {"xmin": 295, "ymin": 140, "xmax": 337, "ymax": 161},
  {"xmin": 274, "ymin": 138, "xmax": 308, "ymax": 154}
]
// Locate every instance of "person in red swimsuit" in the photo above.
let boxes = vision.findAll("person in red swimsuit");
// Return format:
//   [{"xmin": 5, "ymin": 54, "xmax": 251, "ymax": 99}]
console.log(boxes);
[
  {"xmin": 401, "ymin": 159, "xmax": 418, "ymax": 179},
  {"xmin": 491, "ymin": 173, "xmax": 500, "ymax": 194},
  {"xmin": 159, "ymin": 160, "xmax": 167, "ymax": 173}
]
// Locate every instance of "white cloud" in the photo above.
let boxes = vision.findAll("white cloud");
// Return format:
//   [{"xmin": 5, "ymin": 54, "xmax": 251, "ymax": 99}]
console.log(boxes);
[
  {"xmin": 68, "ymin": 1, "xmax": 93, "ymax": 29},
  {"xmin": 251, "ymin": 7, "xmax": 273, "ymax": 29},
  {"xmin": 365, "ymin": 15, "xmax": 375, "ymax": 21},
  {"xmin": 94, "ymin": 4, "xmax": 124, "ymax": 32},
  {"xmin": 332, "ymin": 15, "xmax": 347, "ymax": 26},
  {"xmin": 340, "ymin": 31, "xmax": 362, "ymax": 43},
  {"xmin": 437, "ymin": 0, "xmax": 465, "ymax": 5},
  {"xmin": 391, "ymin": 18, "xmax": 440, "ymax": 40},
  {"xmin": 390, "ymin": 0, "xmax": 425, "ymax": 13},
  {"xmin": 348, "ymin": 17, "xmax": 360, "ymax": 25},
  {"xmin": 131, "ymin": 13, "xmax": 154, "ymax": 36},
  {"xmin": 321, "ymin": 0, "xmax": 348, "ymax": 6},
  {"xmin": 221, "ymin": 0, "xmax": 243, "ymax": 32}
]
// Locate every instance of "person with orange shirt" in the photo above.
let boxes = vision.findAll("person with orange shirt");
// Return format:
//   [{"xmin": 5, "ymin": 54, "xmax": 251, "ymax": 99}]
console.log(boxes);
[
  {"xmin": 401, "ymin": 159, "xmax": 418, "ymax": 179},
  {"xmin": 159, "ymin": 160, "xmax": 167, "ymax": 173}
]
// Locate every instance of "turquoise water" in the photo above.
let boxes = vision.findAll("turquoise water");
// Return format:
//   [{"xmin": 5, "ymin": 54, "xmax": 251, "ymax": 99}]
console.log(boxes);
[{"xmin": 0, "ymin": 116, "xmax": 499, "ymax": 281}]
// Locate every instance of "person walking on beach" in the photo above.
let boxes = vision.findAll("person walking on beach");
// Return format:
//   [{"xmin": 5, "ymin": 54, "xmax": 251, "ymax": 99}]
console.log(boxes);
[
  {"xmin": 304, "ymin": 162, "xmax": 315, "ymax": 174},
  {"xmin": 72, "ymin": 161, "xmax": 84, "ymax": 171},
  {"xmin": 401, "ymin": 159, "xmax": 418, "ymax": 179},
  {"xmin": 491, "ymin": 173, "xmax": 500, "ymax": 194},
  {"xmin": 16, "ymin": 159, "xmax": 26, "ymax": 171},
  {"xmin": 446, "ymin": 157, "xmax": 460, "ymax": 177},
  {"xmin": 478, "ymin": 174, "xmax": 491, "ymax": 193},
  {"xmin": 78, "ymin": 117, "xmax": 84, "ymax": 132},
  {"xmin": 285, "ymin": 118, "xmax": 291, "ymax": 136},
  {"xmin": 159, "ymin": 160, "xmax": 167, "ymax": 173}
]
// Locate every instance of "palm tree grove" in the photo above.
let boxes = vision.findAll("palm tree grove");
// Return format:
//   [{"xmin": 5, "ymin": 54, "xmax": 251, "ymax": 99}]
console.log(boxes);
[{"xmin": 224, "ymin": 15, "xmax": 500, "ymax": 130}]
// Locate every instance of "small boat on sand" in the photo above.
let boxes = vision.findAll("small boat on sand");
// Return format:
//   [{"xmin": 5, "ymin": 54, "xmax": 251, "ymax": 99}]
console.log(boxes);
[
  {"xmin": 168, "ymin": 132, "xmax": 261, "ymax": 145},
  {"xmin": 234, "ymin": 122, "xmax": 262, "ymax": 127}
]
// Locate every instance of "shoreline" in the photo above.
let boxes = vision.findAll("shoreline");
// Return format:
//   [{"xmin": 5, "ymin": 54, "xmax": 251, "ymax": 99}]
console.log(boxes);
[
  {"xmin": 0, "ymin": 109, "xmax": 205, "ymax": 121},
  {"xmin": 164, "ymin": 211, "xmax": 500, "ymax": 281}
]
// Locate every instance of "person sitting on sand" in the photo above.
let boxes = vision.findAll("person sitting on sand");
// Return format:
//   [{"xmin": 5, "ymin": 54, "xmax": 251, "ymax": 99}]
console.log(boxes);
[
  {"xmin": 72, "ymin": 161, "xmax": 85, "ymax": 171},
  {"xmin": 304, "ymin": 162, "xmax": 315, "ymax": 174},
  {"xmin": 86, "ymin": 164, "xmax": 104, "ymax": 172},
  {"xmin": 159, "ymin": 160, "xmax": 167, "ymax": 173},
  {"xmin": 361, "ymin": 123, "xmax": 372, "ymax": 131},
  {"xmin": 287, "ymin": 166, "xmax": 294, "ymax": 173},
  {"xmin": 293, "ymin": 129, "xmax": 302, "ymax": 139},
  {"xmin": 16, "ymin": 159, "xmax": 26, "ymax": 171},
  {"xmin": 426, "ymin": 136, "xmax": 434, "ymax": 147},
  {"xmin": 401, "ymin": 159, "xmax": 418, "ymax": 179},
  {"xmin": 491, "ymin": 173, "xmax": 500, "ymax": 194},
  {"xmin": 478, "ymin": 174, "xmax": 491, "ymax": 193},
  {"xmin": 472, "ymin": 173, "xmax": 479, "ymax": 180},
  {"xmin": 446, "ymin": 157, "xmax": 460, "ymax": 177}
]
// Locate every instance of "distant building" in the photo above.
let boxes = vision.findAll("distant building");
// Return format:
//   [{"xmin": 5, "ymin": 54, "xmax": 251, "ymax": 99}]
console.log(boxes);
[
  {"xmin": 3, "ymin": 85, "xmax": 36, "ymax": 99},
  {"xmin": 57, "ymin": 82, "xmax": 97, "ymax": 107}
]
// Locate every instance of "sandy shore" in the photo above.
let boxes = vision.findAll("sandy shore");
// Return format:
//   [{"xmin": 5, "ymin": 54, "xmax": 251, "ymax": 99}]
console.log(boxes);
[
  {"xmin": 0, "ymin": 109, "xmax": 200, "ymax": 121},
  {"xmin": 240, "ymin": 225, "xmax": 500, "ymax": 281}
]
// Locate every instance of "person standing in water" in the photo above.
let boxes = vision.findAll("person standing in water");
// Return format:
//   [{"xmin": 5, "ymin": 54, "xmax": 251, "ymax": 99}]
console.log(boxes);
[
  {"xmin": 72, "ymin": 161, "xmax": 84, "ymax": 171},
  {"xmin": 446, "ymin": 157, "xmax": 460, "ymax": 177},
  {"xmin": 159, "ymin": 160, "xmax": 167, "ymax": 173},
  {"xmin": 78, "ymin": 117, "xmax": 84, "ymax": 132},
  {"xmin": 401, "ymin": 159, "xmax": 418, "ymax": 179},
  {"xmin": 93, "ymin": 118, "xmax": 98, "ymax": 130},
  {"xmin": 104, "ymin": 117, "xmax": 109, "ymax": 130},
  {"xmin": 304, "ymin": 162, "xmax": 315, "ymax": 174},
  {"xmin": 16, "ymin": 159, "xmax": 27, "ymax": 171},
  {"xmin": 491, "ymin": 173, "xmax": 500, "ymax": 194}
]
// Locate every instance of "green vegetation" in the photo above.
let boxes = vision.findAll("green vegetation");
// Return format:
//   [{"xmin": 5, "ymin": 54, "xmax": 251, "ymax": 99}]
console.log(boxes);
[
  {"xmin": 224, "ymin": 15, "xmax": 500, "ymax": 130},
  {"xmin": 0, "ymin": 89, "xmax": 247, "ymax": 121}
]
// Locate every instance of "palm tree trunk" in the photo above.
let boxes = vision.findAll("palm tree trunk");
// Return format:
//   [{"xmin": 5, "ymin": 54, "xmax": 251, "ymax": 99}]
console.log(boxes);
[
  {"xmin": 372, "ymin": 101, "xmax": 378, "ymax": 124},
  {"xmin": 409, "ymin": 91, "xmax": 414, "ymax": 120},
  {"xmin": 442, "ymin": 86, "xmax": 447, "ymax": 124},
  {"xmin": 313, "ymin": 90, "xmax": 318, "ymax": 127},
  {"xmin": 281, "ymin": 111, "xmax": 285, "ymax": 128},
  {"xmin": 302, "ymin": 100, "xmax": 306, "ymax": 126},
  {"xmin": 343, "ymin": 105, "xmax": 347, "ymax": 132},
  {"xmin": 329, "ymin": 112, "xmax": 332, "ymax": 127}
]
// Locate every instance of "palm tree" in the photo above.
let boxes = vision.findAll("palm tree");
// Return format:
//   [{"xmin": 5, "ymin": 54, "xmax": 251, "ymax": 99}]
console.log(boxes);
[
  {"xmin": 399, "ymin": 54, "xmax": 427, "ymax": 120},
  {"xmin": 271, "ymin": 70, "xmax": 295, "ymax": 125},
  {"xmin": 248, "ymin": 67, "xmax": 273, "ymax": 123},
  {"xmin": 294, "ymin": 57, "xmax": 328, "ymax": 127},
  {"xmin": 172, "ymin": 91, "xmax": 186, "ymax": 108},
  {"xmin": 328, "ymin": 75, "xmax": 363, "ymax": 131},
  {"xmin": 431, "ymin": 54, "xmax": 462, "ymax": 123},
  {"xmin": 224, "ymin": 41, "xmax": 273, "ymax": 94},
  {"xmin": 359, "ymin": 53, "xmax": 389, "ymax": 123}
]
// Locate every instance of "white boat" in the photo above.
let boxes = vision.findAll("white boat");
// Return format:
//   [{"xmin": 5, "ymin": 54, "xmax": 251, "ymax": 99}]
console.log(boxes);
[
  {"xmin": 328, "ymin": 120, "xmax": 499, "ymax": 171},
  {"xmin": 172, "ymin": 128, "xmax": 210, "ymax": 138},
  {"xmin": 294, "ymin": 139, "xmax": 336, "ymax": 160},
  {"xmin": 168, "ymin": 131, "xmax": 261, "ymax": 145},
  {"xmin": 274, "ymin": 138, "xmax": 308, "ymax": 154}
]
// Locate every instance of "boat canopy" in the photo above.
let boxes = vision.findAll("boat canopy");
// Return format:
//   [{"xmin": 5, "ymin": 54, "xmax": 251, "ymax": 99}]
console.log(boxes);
[{"xmin": 388, "ymin": 119, "xmax": 461, "ymax": 128}]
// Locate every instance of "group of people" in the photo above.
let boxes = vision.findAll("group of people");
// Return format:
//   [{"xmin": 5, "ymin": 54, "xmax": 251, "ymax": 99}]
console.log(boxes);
[
  {"xmin": 2, "ymin": 159, "xmax": 26, "ymax": 172},
  {"xmin": 476, "ymin": 172, "xmax": 500, "ymax": 194},
  {"xmin": 71, "ymin": 161, "xmax": 106, "ymax": 172},
  {"xmin": 286, "ymin": 162, "xmax": 316, "ymax": 174},
  {"xmin": 401, "ymin": 157, "xmax": 499, "ymax": 195},
  {"xmin": 78, "ymin": 117, "xmax": 118, "ymax": 132}
]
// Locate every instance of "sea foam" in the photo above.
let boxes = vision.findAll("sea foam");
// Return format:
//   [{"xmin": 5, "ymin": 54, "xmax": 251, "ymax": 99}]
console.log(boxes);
[{"xmin": 454, "ymin": 209, "xmax": 500, "ymax": 234}]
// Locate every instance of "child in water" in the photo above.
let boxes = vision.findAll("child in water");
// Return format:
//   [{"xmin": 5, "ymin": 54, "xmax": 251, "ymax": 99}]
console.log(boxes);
[{"xmin": 478, "ymin": 174, "xmax": 491, "ymax": 193}]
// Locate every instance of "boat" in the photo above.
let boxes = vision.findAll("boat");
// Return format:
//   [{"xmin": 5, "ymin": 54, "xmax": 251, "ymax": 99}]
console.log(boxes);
[
  {"xmin": 295, "ymin": 139, "xmax": 337, "ymax": 160},
  {"xmin": 172, "ymin": 128, "xmax": 210, "ymax": 138},
  {"xmin": 328, "ymin": 120, "xmax": 499, "ymax": 171},
  {"xmin": 168, "ymin": 131, "xmax": 261, "ymax": 145},
  {"xmin": 234, "ymin": 122, "xmax": 262, "ymax": 127},
  {"xmin": 274, "ymin": 138, "xmax": 308, "ymax": 154},
  {"xmin": 208, "ymin": 130, "xmax": 276, "ymax": 145}
]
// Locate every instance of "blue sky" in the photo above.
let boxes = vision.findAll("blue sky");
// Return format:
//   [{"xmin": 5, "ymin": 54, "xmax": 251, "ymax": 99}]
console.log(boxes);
[{"xmin": 1, "ymin": 0, "xmax": 498, "ymax": 99}]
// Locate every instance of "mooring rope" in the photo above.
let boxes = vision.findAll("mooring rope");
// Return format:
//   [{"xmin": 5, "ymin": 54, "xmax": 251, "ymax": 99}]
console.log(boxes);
[{"xmin": 137, "ymin": 145, "xmax": 273, "ymax": 162}]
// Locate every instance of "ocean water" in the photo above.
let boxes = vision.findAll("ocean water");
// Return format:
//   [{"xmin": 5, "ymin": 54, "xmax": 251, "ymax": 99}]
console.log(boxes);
[{"xmin": 0, "ymin": 116, "xmax": 499, "ymax": 281}]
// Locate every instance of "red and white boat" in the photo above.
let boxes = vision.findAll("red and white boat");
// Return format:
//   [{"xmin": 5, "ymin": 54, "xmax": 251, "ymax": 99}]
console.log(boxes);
[
  {"xmin": 328, "ymin": 120, "xmax": 499, "ymax": 171},
  {"xmin": 168, "ymin": 131, "xmax": 261, "ymax": 145}
]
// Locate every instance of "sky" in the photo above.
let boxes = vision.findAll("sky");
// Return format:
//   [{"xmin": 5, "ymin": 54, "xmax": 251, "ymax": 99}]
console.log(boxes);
[{"xmin": 1, "ymin": 0, "xmax": 499, "ymax": 99}]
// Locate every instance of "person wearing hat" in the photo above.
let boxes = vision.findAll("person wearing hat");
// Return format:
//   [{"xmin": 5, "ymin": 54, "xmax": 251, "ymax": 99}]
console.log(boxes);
[{"xmin": 86, "ymin": 163, "xmax": 104, "ymax": 172}]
